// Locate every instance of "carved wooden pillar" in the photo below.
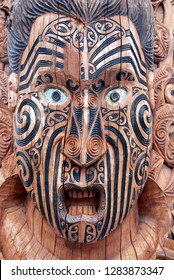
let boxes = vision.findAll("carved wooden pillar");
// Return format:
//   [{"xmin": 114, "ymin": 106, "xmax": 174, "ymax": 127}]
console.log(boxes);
[
  {"xmin": 149, "ymin": 0, "xmax": 174, "ymax": 259},
  {"xmin": 0, "ymin": 0, "xmax": 174, "ymax": 260}
]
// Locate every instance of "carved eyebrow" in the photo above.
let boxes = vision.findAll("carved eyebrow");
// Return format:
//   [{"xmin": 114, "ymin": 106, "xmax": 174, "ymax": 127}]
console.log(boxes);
[
  {"xmin": 90, "ymin": 47, "xmax": 147, "ymax": 86},
  {"xmin": 19, "ymin": 60, "xmax": 64, "ymax": 92},
  {"xmin": 20, "ymin": 46, "xmax": 64, "ymax": 75},
  {"xmin": 19, "ymin": 30, "xmax": 66, "ymax": 91},
  {"xmin": 20, "ymin": 33, "xmax": 66, "ymax": 73},
  {"xmin": 89, "ymin": 30, "xmax": 147, "ymax": 86},
  {"xmin": 91, "ymin": 44, "xmax": 146, "ymax": 76},
  {"xmin": 90, "ymin": 32, "xmax": 146, "ymax": 69},
  {"xmin": 19, "ymin": 44, "xmax": 65, "ymax": 92},
  {"xmin": 93, "ymin": 56, "xmax": 147, "ymax": 87}
]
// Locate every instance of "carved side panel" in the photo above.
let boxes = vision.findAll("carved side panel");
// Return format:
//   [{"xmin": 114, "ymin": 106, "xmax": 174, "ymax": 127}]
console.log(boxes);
[
  {"xmin": 0, "ymin": 1, "xmax": 22, "ymax": 260},
  {"xmin": 151, "ymin": 0, "xmax": 174, "ymax": 256},
  {"xmin": 0, "ymin": 70, "xmax": 12, "ymax": 166},
  {"xmin": 0, "ymin": 1, "xmax": 13, "ymax": 168}
]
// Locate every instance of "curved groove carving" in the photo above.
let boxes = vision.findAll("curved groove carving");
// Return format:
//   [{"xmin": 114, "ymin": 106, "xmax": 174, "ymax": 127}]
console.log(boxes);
[
  {"xmin": 153, "ymin": 66, "xmax": 174, "ymax": 167},
  {"xmin": 0, "ymin": 70, "xmax": 13, "ymax": 166},
  {"xmin": 0, "ymin": 10, "xmax": 8, "ymax": 63},
  {"xmin": 154, "ymin": 66, "xmax": 174, "ymax": 108},
  {"xmin": 154, "ymin": 105, "xmax": 174, "ymax": 167},
  {"xmin": 0, "ymin": 0, "xmax": 174, "ymax": 261},
  {"xmin": 154, "ymin": 21, "xmax": 171, "ymax": 63},
  {"xmin": 151, "ymin": 0, "xmax": 164, "ymax": 7}
]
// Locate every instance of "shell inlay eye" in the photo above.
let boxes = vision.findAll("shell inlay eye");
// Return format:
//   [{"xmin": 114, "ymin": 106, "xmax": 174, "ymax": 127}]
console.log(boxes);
[
  {"xmin": 105, "ymin": 88, "xmax": 128, "ymax": 106},
  {"xmin": 44, "ymin": 88, "xmax": 68, "ymax": 104}
]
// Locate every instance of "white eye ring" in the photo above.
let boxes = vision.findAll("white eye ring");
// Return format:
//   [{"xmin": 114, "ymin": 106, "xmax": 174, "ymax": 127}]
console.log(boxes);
[
  {"xmin": 43, "ymin": 88, "xmax": 68, "ymax": 104},
  {"xmin": 105, "ymin": 87, "xmax": 128, "ymax": 106}
]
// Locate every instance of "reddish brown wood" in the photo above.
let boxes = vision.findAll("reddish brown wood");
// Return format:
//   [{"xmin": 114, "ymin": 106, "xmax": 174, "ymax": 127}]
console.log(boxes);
[{"xmin": 0, "ymin": 0, "xmax": 174, "ymax": 260}]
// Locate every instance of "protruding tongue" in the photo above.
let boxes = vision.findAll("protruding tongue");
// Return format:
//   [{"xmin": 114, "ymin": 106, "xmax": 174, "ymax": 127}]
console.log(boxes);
[{"xmin": 65, "ymin": 189, "xmax": 99, "ymax": 216}]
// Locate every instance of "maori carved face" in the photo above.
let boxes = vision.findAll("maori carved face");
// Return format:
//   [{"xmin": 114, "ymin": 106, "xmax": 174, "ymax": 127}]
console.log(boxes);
[{"xmin": 13, "ymin": 14, "xmax": 152, "ymax": 243}]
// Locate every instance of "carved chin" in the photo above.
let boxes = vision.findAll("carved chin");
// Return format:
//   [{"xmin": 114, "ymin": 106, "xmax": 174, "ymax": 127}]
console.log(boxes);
[{"xmin": 55, "ymin": 184, "xmax": 106, "ymax": 243}]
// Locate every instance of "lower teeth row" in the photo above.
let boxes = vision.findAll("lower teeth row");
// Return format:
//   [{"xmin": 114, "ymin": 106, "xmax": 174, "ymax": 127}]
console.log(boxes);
[{"xmin": 68, "ymin": 205, "xmax": 98, "ymax": 216}]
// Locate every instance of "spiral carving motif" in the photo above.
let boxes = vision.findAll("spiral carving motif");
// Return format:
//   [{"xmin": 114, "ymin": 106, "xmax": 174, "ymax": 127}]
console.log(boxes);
[
  {"xmin": 15, "ymin": 98, "xmax": 41, "ymax": 147},
  {"xmin": 28, "ymin": 148, "xmax": 41, "ymax": 168},
  {"xmin": 154, "ymin": 21, "xmax": 170, "ymax": 63},
  {"xmin": 85, "ymin": 224, "xmax": 97, "ymax": 243},
  {"xmin": 47, "ymin": 111, "xmax": 67, "ymax": 127},
  {"xmin": 87, "ymin": 136, "xmax": 103, "ymax": 158},
  {"xmin": 135, "ymin": 154, "xmax": 150, "ymax": 187},
  {"xmin": 165, "ymin": 84, "xmax": 174, "ymax": 105},
  {"xmin": 154, "ymin": 105, "xmax": 174, "ymax": 167},
  {"xmin": 64, "ymin": 135, "xmax": 81, "ymax": 158},
  {"xmin": 74, "ymin": 93, "xmax": 84, "ymax": 109},
  {"xmin": 16, "ymin": 152, "xmax": 33, "ymax": 188},
  {"xmin": 154, "ymin": 66, "xmax": 174, "ymax": 108},
  {"xmin": 131, "ymin": 93, "xmax": 152, "ymax": 147},
  {"xmin": 68, "ymin": 224, "xmax": 79, "ymax": 242},
  {"xmin": 88, "ymin": 93, "xmax": 98, "ymax": 109}
]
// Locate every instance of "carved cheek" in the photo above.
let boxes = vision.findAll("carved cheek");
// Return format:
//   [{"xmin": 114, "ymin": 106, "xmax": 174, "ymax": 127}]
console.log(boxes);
[
  {"xmin": 14, "ymin": 94, "xmax": 43, "ymax": 190},
  {"xmin": 102, "ymin": 88, "xmax": 152, "ymax": 233},
  {"xmin": 14, "ymin": 89, "xmax": 71, "ymax": 228},
  {"xmin": 130, "ymin": 92, "xmax": 152, "ymax": 188}
]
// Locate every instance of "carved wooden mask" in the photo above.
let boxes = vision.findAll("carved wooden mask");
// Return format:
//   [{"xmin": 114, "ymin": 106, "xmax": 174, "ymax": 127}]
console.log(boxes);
[{"xmin": 12, "ymin": 13, "xmax": 153, "ymax": 243}]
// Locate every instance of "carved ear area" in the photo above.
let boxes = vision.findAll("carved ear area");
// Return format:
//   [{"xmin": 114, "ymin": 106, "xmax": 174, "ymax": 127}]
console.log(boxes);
[
  {"xmin": 147, "ymin": 70, "xmax": 155, "ymax": 110},
  {"xmin": 8, "ymin": 73, "xmax": 19, "ymax": 111}
]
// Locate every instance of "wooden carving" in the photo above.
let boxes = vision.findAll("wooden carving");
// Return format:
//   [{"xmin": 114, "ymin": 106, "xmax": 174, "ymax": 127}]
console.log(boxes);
[{"xmin": 0, "ymin": 0, "xmax": 174, "ymax": 260}]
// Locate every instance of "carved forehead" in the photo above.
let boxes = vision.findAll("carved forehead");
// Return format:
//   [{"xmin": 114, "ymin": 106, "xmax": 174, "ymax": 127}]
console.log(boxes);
[
  {"xmin": 19, "ymin": 13, "xmax": 147, "ymax": 91},
  {"xmin": 7, "ymin": 0, "xmax": 154, "ymax": 73}
]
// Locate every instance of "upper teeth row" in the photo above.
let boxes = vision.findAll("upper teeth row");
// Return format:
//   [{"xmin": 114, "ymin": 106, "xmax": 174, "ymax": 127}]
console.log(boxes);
[{"xmin": 67, "ymin": 190, "xmax": 97, "ymax": 198}]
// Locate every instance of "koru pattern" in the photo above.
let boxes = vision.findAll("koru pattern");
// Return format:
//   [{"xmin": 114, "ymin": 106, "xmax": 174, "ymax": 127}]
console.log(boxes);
[{"xmin": 15, "ymin": 15, "xmax": 152, "ymax": 243}]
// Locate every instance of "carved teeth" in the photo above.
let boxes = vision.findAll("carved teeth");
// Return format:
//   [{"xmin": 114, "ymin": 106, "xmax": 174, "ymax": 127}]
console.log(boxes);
[
  {"xmin": 67, "ymin": 189, "xmax": 97, "ymax": 198},
  {"xmin": 68, "ymin": 206, "xmax": 97, "ymax": 216},
  {"xmin": 59, "ymin": 184, "xmax": 105, "ymax": 222},
  {"xmin": 65, "ymin": 189, "xmax": 99, "ymax": 216}
]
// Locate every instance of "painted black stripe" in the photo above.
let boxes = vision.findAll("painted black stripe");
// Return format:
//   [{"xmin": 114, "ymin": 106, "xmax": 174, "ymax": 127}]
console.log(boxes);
[
  {"xmin": 131, "ymin": 94, "xmax": 152, "ymax": 146},
  {"xmin": 105, "ymin": 128, "xmax": 128, "ymax": 229},
  {"xmin": 98, "ymin": 150, "xmax": 111, "ymax": 240},
  {"xmin": 20, "ymin": 47, "xmax": 64, "ymax": 83},
  {"xmin": 37, "ymin": 171, "xmax": 46, "ymax": 220},
  {"xmin": 92, "ymin": 57, "xmax": 147, "ymax": 86},
  {"xmin": 92, "ymin": 44, "xmax": 146, "ymax": 78},
  {"xmin": 106, "ymin": 136, "xmax": 119, "ymax": 234},
  {"xmin": 130, "ymin": 32, "xmax": 147, "ymax": 68},
  {"xmin": 19, "ymin": 60, "xmax": 64, "ymax": 91},
  {"xmin": 90, "ymin": 36, "xmax": 118, "ymax": 62},
  {"xmin": 20, "ymin": 36, "xmax": 65, "ymax": 72},
  {"xmin": 20, "ymin": 37, "xmax": 40, "ymax": 71},
  {"xmin": 19, "ymin": 60, "xmax": 53, "ymax": 91},
  {"xmin": 45, "ymin": 128, "xmax": 65, "ymax": 228},
  {"xmin": 90, "ymin": 32, "xmax": 146, "ymax": 70},
  {"xmin": 53, "ymin": 143, "xmax": 62, "ymax": 234},
  {"xmin": 123, "ymin": 170, "xmax": 133, "ymax": 220}
]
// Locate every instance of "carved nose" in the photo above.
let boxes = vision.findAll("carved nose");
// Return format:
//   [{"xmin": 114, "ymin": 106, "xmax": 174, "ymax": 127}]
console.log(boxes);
[{"xmin": 63, "ymin": 110, "xmax": 107, "ymax": 167}]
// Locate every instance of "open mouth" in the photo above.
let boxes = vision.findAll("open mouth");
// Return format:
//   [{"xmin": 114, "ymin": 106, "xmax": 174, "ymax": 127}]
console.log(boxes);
[
  {"xmin": 58, "ymin": 185, "xmax": 105, "ymax": 223},
  {"xmin": 65, "ymin": 189, "xmax": 100, "ymax": 215}
]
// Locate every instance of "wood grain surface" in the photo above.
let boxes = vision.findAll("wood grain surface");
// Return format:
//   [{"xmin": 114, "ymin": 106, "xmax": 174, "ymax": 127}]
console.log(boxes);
[{"xmin": 0, "ymin": 0, "xmax": 173, "ymax": 260}]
